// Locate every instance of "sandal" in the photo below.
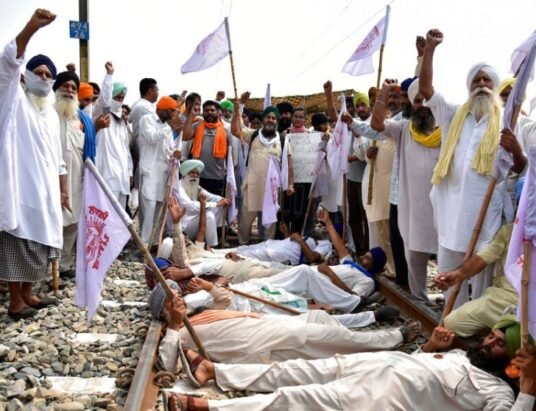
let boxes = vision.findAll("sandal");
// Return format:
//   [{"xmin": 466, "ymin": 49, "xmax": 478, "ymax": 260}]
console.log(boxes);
[
  {"xmin": 28, "ymin": 296, "xmax": 58, "ymax": 309},
  {"xmin": 178, "ymin": 343, "xmax": 204, "ymax": 388},
  {"xmin": 8, "ymin": 306, "xmax": 37, "ymax": 320},
  {"xmin": 400, "ymin": 320, "xmax": 422, "ymax": 344},
  {"xmin": 165, "ymin": 392, "xmax": 196, "ymax": 411}
]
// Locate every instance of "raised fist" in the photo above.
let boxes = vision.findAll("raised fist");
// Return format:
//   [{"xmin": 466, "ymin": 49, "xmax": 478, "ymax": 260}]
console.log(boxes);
[
  {"xmin": 426, "ymin": 29, "xmax": 443, "ymax": 47},
  {"xmin": 105, "ymin": 61, "xmax": 114, "ymax": 75},
  {"xmin": 416, "ymin": 36, "xmax": 426, "ymax": 56},
  {"xmin": 323, "ymin": 81, "xmax": 333, "ymax": 94},
  {"xmin": 382, "ymin": 78, "xmax": 398, "ymax": 91},
  {"xmin": 29, "ymin": 9, "xmax": 56, "ymax": 30}
]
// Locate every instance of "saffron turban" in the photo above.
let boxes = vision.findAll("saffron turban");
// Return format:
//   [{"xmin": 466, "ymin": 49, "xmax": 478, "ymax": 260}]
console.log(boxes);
[
  {"xmin": 180, "ymin": 159, "xmax": 204, "ymax": 176},
  {"xmin": 148, "ymin": 279, "xmax": 181, "ymax": 318},
  {"xmin": 407, "ymin": 78, "xmax": 420, "ymax": 104},
  {"xmin": 370, "ymin": 247, "xmax": 387, "ymax": 274},
  {"xmin": 78, "ymin": 82, "xmax": 93, "ymax": 100},
  {"xmin": 353, "ymin": 92, "xmax": 370, "ymax": 107},
  {"xmin": 157, "ymin": 96, "xmax": 179, "ymax": 110},
  {"xmin": 26, "ymin": 54, "xmax": 57, "ymax": 79},
  {"xmin": 262, "ymin": 106, "xmax": 280, "ymax": 120},
  {"xmin": 112, "ymin": 82, "xmax": 127, "ymax": 98},
  {"xmin": 53, "ymin": 71, "xmax": 80, "ymax": 91},
  {"xmin": 466, "ymin": 63, "xmax": 500, "ymax": 91},
  {"xmin": 220, "ymin": 99, "xmax": 234, "ymax": 113}
]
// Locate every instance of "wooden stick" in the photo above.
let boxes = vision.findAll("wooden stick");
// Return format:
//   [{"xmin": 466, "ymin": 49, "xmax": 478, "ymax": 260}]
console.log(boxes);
[
  {"xmin": 342, "ymin": 174, "xmax": 348, "ymax": 243},
  {"xmin": 367, "ymin": 43, "xmax": 386, "ymax": 205},
  {"xmin": 84, "ymin": 160, "xmax": 210, "ymax": 359},
  {"xmin": 224, "ymin": 17, "xmax": 238, "ymax": 101},
  {"xmin": 521, "ymin": 240, "xmax": 532, "ymax": 347},
  {"xmin": 301, "ymin": 180, "xmax": 317, "ymax": 237},
  {"xmin": 52, "ymin": 260, "xmax": 59, "ymax": 296},
  {"xmin": 220, "ymin": 182, "xmax": 230, "ymax": 246},
  {"xmin": 225, "ymin": 285, "xmax": 302, "ymax": 315}
]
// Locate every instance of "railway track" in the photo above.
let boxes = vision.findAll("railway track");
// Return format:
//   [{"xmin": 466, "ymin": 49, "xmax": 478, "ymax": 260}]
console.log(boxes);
[{"xmin": 123, "ymin": 273, "xmax": 442, "ymax": 410}]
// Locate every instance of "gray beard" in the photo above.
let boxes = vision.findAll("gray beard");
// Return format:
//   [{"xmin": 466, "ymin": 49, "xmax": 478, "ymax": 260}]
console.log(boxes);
[
  {"xmin": 54, "ymin": 91, "xmax": 79, "ymax": 120},
  {"xmin": 468, "ymin": 88, "xmax": 497, "ymax": 121},
  {"xmin": 27, "ymin": 92, "xmax": 49, "ymax": 112},
  {"xmin": 183, "ymin": 179, "xmax": 200, "ymax": 201}
]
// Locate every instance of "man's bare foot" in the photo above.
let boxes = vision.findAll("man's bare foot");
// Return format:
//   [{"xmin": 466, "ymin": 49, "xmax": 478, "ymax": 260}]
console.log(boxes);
[
  {"xmin": 184, "ymin": 349, "xmax": 215, "ymax": 385},
  {"xmin": 400, "ymin": 321, "xmax": 421, "ymax": 344}
]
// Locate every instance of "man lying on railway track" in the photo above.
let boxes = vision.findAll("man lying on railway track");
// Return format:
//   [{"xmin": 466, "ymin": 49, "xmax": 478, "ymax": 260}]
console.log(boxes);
[
  {"xmin": 149, "ymin": 280, "xmax": 420, "ymax": 368},
  {"xmin": 165, "ymin": 319, "xmax": 536, "ymax": 411},
  {"xmin": 156, "ymin": 196, "xmax": 387, "ymax": 313}
]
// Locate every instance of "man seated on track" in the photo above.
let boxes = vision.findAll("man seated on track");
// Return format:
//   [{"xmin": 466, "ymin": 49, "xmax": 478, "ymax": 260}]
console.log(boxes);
[{"xmin": 165, "ymin": 316, "xmax": 536, "ymax": 411}]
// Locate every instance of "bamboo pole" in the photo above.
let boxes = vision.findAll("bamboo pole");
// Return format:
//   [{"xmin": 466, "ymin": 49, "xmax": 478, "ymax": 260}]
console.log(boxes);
[
  {"xmin": 521, "ymin": 240, "xmax": 531, "ymax": 347},
  {"xmin": 224, "ymin": 285, "xmax": 302, "ymax": 315},
  {"xmin": 367, "ymin": 43, "xmax": 385, "ymax": 205},
  {"xmin": 84, "ymin": 160, "xmax": 209, "ymax": 359},
  {"xmin": 156, "ymin": 161, "xmax": 178, "ymax": 257},
  {"xmin": 52, "ymin": 260, "xmax": 59, "ymax": 296}
]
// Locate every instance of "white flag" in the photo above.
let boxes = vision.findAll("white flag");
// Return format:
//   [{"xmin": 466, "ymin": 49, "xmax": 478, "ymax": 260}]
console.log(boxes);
[
  {"xmin": 327, "ymin": 95, "xmax": 350, "ymax": 178},
  {"xmin": 226, "ymin": 150, "xmax": 237, "ymax": 224},
  {"xmin": 262, "ymin": 156, "xmax": 281, "ymax": 227},
  {"xmin": 75, "ymin": 166, "xmax": 132, "ymax": 321},
  {"xmin": 342, "ymin": 6, "xmax": 390, "ymax": 76},
  {"xmin": 264, "ymin": 83, "xmax": 272, "ymax": 109},
  {"xmin": 181, "ymin": 20, "xmax": 230, "ymax": 74},
  {"xmin": 510, "ymin": 31, "xmax": 536, "ymax": 81}
]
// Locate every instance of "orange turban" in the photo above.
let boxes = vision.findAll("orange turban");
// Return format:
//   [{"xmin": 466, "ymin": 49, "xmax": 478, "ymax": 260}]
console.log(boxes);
[
  {"xmin": 157, "ymin": 96, "xmax": 178, "ymax": 110},
  {"xmin": 78, "ymin": 82, "xmax": 93, "ymax": 100}
]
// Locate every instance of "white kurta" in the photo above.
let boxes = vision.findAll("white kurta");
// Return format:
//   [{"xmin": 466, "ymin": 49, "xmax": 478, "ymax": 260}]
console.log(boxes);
[
  {"xmin": 0, "ymin": 40, "xmax": 65, "ymax": 248},
  {"xmin": 130, "ymin": 97, "xmax": 155, "ymax": 142},
  {"xmin": 427, "ymin": 91, "xmax": 506, "ymax": 253},
  {"xmin": 60, "ymin": 119, "xmax": 85, "ymax": 226},
  {"xmin": 94, "ymin": 73, "xmax": 132, "ymax": 197},
  {"xmin": 207, "ymin": 350, "xmax": 531, "ymax": 411},
  {"xmin": 138, "ymin": 113, "xmax": 173, "ymax": 202}
]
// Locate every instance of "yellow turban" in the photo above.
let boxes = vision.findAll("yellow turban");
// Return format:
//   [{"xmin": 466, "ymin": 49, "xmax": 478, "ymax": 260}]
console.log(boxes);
[
  {"xmin": 499, "ymin": 78, "xmax": 516, "ymax": 95},
  {"xmin": 353, "ymin": 91, "xmax": 370, "ymax": 107}
]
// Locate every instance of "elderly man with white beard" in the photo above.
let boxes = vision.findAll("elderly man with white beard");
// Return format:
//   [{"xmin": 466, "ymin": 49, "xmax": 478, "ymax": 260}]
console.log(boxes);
[
  {"xmin": 93, "ymin": 62, "xmax": 133, "ymax": 208},
  {"xmin": 175, "ymin": 160, "xmax": 230, "ymax": 247},
  {"xmin": 52, "ymin": 70, "xmax": 97, "ymax": 279},
  {"xmin": 0, "ymin": 9, "xmax": 67, "ymax": 319},
  {"xmin": 420, "ymin": 29, "xmax": 527, "ymax": 308}
]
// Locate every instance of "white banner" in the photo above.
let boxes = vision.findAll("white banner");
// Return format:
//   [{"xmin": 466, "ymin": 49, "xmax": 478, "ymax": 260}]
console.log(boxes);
[{"xmin": 288, "ymin": 132, "xmax": 323, "ymax": 183}]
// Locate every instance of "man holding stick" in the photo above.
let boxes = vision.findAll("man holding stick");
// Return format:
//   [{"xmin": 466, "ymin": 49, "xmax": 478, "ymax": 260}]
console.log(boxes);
[{"xmin": 420, "ymin": 28, "xmax": 526, "ymax": 307}]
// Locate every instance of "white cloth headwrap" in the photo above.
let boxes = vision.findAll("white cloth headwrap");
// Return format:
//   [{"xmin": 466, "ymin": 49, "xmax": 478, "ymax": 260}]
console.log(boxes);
[
  {"xmin": 466, "ymin": 62, "xmax": 500, "ymax": 91},
  {"xmin": 407, "ymin": 78, "xmax": 420, "ymax": 105}
]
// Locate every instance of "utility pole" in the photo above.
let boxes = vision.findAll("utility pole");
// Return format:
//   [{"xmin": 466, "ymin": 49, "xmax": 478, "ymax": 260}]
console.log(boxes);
[{"xmin": 79, "ymin": 0, "xmax": 89, "ymax": 81}]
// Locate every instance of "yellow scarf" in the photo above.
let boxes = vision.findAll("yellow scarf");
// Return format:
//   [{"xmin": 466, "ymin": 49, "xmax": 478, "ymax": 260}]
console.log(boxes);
[
  {"xmin": 431, "ymin": 101, "xmax": 500, "ymax": 185},
  {"xmin": 409, "ymin": 122, "xmax": 441, "ymax": 148}
]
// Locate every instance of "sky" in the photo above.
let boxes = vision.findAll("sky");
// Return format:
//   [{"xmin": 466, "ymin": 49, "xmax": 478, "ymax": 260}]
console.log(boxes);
[{"xmin": 1, "ymin": 0, "xmax": 535, "ymax": 110}]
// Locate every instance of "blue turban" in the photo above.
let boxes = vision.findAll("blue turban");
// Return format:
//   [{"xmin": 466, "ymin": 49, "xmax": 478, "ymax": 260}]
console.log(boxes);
[
  {"xmin": 26, "ymin": 54, "xmax": 57, "ymax": 79},
  {"xmin": 53, "ymin": 71, "xmax": 80, "ymax": 92},
  {"xmin": 370, "ymin": 247, "xmax": 387, "ymax": 273},
  {"xmin": 401, "ymin": 76, "xmax": 417, "ymax": 92}
]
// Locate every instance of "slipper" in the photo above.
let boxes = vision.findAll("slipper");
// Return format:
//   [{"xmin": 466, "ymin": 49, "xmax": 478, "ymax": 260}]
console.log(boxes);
[
  {"xmin": 177, "ymin": 342, "xmax": 202, "ymax": 388},
  {"xmin": 166, "ymin": 392, "xmax": 196, "ymax": 411},
  {"xmin": 8, "ymin": 306, "xmax": 37, "ymax": 320},
  {"xmin": 400, "ymin": 320, "xmax": 422, "ymax": 344},
  {"xmin": 28, "ymin": 296, "xmax": 58, "ymax": 309}
]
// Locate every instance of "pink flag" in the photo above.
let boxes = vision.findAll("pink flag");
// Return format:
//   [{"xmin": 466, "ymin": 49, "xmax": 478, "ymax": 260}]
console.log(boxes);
[
  {"xmin": 342, "ymin": 6, "xmax": 390, "ymax": 76},
  {"xmin": 264, "ymin": 83, "xmax": 272, "ymax": 109},
  {"xmin": 76, "ymin": 166, "xmax": 132, "ymax": 321},
  {"xmin": 226, "ymin": 150, "xmax": 237, "ymax": 224},
  {"xmin": 181, "ymin": 19, "xmax": 231, "ymax": 74},
  {"xmin": 262, "ymin": 156, "xmax": 281, "ymax": 227},
  {"xmin": 327, "ymin": 95, "xmax": 349, "ymax": 178},
  {"xmin": 505, "ymin": 145, "xmax": 536, "ymax": 338}
]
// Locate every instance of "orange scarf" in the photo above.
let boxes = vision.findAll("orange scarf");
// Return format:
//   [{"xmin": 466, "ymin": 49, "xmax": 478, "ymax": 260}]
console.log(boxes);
[{"xmin": 191, "ymin": 121, "xmax": 227, "ymax": 159}]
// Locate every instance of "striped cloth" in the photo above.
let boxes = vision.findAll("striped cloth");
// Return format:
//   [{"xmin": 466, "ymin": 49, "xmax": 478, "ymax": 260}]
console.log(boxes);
[{"xmin": 0, "ymin": 231, "xmax": 60, "ymax": 282}]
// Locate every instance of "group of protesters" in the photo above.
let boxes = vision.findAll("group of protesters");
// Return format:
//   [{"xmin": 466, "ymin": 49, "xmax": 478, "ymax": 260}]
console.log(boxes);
[{"xmin": 1, "ymin": 8, "xmax": 536, "ymax": 410}]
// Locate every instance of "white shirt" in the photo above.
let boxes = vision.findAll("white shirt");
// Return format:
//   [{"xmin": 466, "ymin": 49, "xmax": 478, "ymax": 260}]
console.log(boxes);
[
  {"xmin": 427, "ymin": 91, "xmax": 506, "ymax": 252},
  {"xmin": 138, "ymin": 113, "xmax": 173, "ymax": 201},
  {"xmin": 311, "ymin": 261, "xmax": 375, "ymax": 297},
  {"xmin": 236, "ymin": 238, "xmax": 332, "ymax": 265},
  {"xmin": 94, "ymin": 73, "xmax": 132, "ymax": 195},
  {"xmin": 0, "ymin": 40, "xmax": 66, "ymax": 248},
  {"xmin": 175, "ymin": 180, "xmax": 223, "ymax": 227},
  {"xmin": 130, "ymin": 97, "xmax": 155, "ymax": 143}
]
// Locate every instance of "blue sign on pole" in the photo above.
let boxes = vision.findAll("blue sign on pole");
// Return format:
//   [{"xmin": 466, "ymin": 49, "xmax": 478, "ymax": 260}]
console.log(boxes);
[{"xmin": 69, "ymin": 20, "xmax": 89, "ymax": 40}]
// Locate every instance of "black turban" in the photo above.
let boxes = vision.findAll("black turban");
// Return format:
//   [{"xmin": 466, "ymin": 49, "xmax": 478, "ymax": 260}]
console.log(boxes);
[{"xmin": 53, "ymin": 71, "xmax": 80, "ymax": 92}]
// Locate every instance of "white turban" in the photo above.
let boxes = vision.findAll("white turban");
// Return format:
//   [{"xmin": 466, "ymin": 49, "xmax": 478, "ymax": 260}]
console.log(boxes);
[
  {"xmin": 179, "ymin": 159, "xmax": 204, "ymax": 176},
  {"xmin": 407, "ymin": 78, "xmax": 420, "ymax": 105},
  {"xmin": 466, "ymin": 62, "xmax": 500, "ymax": 91}
]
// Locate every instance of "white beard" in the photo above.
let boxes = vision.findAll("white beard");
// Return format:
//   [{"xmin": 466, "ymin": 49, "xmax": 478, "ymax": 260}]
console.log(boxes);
[
  {"xmin": 182, "ymin": 178, "xmax": 200, "ymax": 201},
  {"xmin": 27, "ymin": 92, "xmax": 49, "ymax": 112},
  {"xmin": 54, "ymin": 91, "xmax": 79, "ymax": 120},
  {"xmin": 468, "ymin": 87, "xmax": 498, "ymax": 121}
]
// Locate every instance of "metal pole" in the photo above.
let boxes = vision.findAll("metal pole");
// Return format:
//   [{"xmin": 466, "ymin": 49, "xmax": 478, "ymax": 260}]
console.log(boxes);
[{"xmin": 78, "ymin": 0, "xmax": 89, "ymax": 82}]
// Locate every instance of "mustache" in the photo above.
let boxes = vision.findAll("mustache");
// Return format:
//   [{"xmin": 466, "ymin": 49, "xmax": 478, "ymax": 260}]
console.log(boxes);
[{"xmin": 471, "ymin": 87, "xmax": 493, "ymax": 97}]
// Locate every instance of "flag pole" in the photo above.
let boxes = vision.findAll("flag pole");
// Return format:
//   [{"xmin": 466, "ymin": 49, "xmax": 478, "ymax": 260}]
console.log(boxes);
[
  {"xmin": 156, "ymin": 161, "xmax": 179, "ymax": 256},
  {"xmin": 367, "ymin": 43, "xmax": 385, "ymax": 205},
  {"xmin": 222, "ymin": 285, "xmax": 302, "ymax": 315},
  {"xmin": 440, "ymin": 106, "xmax": 522, "ymax": 324},
  {"xmin": 224, "ymin": 17, "xmax": 238, "ymax": 100},
  {"xmin": 83, "ymin": 159, "xmax": 210, "ymax": 359},
  {"xmin": 521, "ymin": 240, "xmax": 532, "ymax": 347}
]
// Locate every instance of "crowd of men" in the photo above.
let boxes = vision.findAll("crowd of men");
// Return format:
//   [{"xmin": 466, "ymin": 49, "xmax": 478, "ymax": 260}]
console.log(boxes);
[{"xmin": 1, "ymin": 9, "xmax": 536, "ymax": 410}]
